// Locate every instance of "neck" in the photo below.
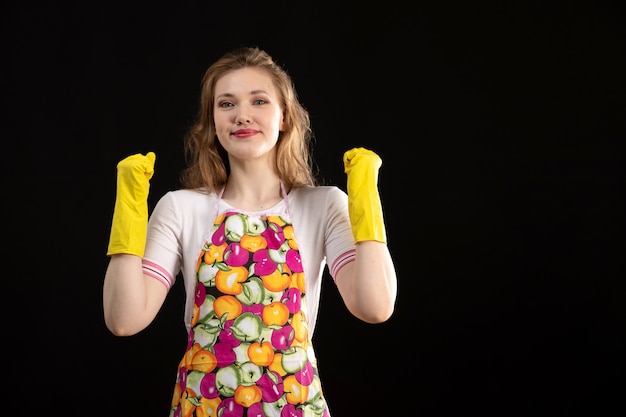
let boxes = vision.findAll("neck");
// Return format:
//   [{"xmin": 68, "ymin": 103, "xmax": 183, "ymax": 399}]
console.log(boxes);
[{"xmin": 222, "ymin": 173, "xmax": 283, "ymax": 212}]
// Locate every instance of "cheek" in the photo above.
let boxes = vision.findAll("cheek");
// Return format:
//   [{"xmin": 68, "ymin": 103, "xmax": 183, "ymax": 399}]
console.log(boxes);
[
  {"xmin": 213, "ymin": 114, "xmax": 230, "ymax": 142},
  {"xmin": 213, "ymin": 112, "xmax": 226, "ymax": 128},
  {"xmin": 214, "ymin": 114, "xmax": 233, "ymax": 137}
]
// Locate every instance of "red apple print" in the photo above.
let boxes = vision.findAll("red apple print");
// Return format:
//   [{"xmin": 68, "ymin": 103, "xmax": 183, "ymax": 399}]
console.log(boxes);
[
  {"xmin": 213, "ymin": 342, "xmax": 236, "ymax": 368},
  {"xmin": 242, "ymin": 303, "xmax": 264, "ymax": 317},
  {"xmin": 212, "ymin": 221, "xmax": 226, "ymax": 246},
  {"xmin": 195, "ymin": 283, "xmax": 206, "ymax": 306},
  {"xmin": 217, "ymin": 397, "xmax": 244, "ymax": 417},
  {"xmin": 285, "ymin": 249, "xmax": 303, "ymax": 273},
  {"xmin": 295, "ymin": 360, "xmax": 314, "ymax": 386},
  {"xmin": 218, "ymin": 320, "xmax": 241, "ymax": 347},
  {"xmin": 199, "ymin": 372, "xmax": 219, "ymax": 398},
  {"xmin": 247, "ymin": 402, "xmax": 266, "ymax": 417},
  {"xmin": 271, "ymin": 324, "xmax": 295, "ymax": 350},
  {"xmin": 262, "ymin": 223, "xmax": 284, "ymax": 250},
  {"xmin": 257, "ymin": 370, "xmax": 284, "ymax": 403},
  {"xmin": 281, "ymin": 403, "xmax": 303, "ymax": 417},
  {"xmin": 253, "ymin": 249, "xmax": 278, "ymax": 276},
  {"xmin": 177, "ymin": 367, "xmax": 187, "ymax": 391},
  {"xmin": 224, "ymin": 242, "xmax": 250, "ymax": 267},
  {"xmin": 186, "ymin": 330, "xmax": 195, "ymax": 350},
  {"xmin": 281, "ymin": 288, "xmax": 301, "ymax": 314}
]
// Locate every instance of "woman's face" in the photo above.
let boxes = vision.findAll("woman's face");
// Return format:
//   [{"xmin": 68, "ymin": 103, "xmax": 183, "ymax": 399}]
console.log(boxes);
[{"xmin": 213, "ymin": 67, "xmax": 284, "ymax": 163}]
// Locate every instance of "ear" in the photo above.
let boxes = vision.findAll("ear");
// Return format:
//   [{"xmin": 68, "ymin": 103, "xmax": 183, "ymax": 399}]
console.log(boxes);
[{"xmin": 279, "ymin": 110, "xmax": 286, "ymax": 132}]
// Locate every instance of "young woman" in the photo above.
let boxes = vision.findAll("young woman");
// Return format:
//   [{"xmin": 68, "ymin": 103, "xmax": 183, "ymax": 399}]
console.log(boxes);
[{"xmin": 103, "ymin": 46, "xmax": 397, "ymax": 417}]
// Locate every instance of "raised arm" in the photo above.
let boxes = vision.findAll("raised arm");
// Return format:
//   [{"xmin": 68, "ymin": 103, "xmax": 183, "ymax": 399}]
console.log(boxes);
[
  {"xmin": 334, "ymin": 148, "xmax": 398, "ymax": 323},
  {"xmin": 102, "ymin": 152, "xmax": 168, "ymax": 336}
]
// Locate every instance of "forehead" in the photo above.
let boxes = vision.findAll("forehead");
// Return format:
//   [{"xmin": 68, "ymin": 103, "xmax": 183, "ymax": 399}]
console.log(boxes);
[{"xmin": 215, "ymin": 67, "xmax": 277, "ymax": 96}]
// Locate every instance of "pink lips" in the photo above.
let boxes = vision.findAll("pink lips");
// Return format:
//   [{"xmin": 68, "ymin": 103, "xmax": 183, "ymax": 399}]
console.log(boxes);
[{"xmin": 233, "ymin": 129, "xmax": 258, "ymax": 138}]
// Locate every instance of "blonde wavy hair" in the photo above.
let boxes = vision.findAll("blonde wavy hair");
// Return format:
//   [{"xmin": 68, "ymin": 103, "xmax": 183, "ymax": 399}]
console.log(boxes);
[{"xmin": 180, "ymin": 46, "xmax": 318, "ymax": 193}]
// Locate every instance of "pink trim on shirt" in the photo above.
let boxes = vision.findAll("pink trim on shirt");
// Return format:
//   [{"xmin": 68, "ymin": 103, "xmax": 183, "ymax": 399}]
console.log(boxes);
[
  {"xmin": 142, "ymin": 259, "xmax": 174, "ymax": 290},
  {"xmin": 329, "ymin": 249, "xmax": 356, "ymax": 283}
]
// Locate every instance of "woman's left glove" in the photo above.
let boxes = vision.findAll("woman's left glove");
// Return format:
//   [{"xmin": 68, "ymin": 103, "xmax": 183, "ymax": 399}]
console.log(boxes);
[
  {"xmin": 106, "ymin": 152, "xmax": 156, "ymax": 257},
  {"xmin": 343, "ymin": 147, "xmax": 387, "ymax": 244}
]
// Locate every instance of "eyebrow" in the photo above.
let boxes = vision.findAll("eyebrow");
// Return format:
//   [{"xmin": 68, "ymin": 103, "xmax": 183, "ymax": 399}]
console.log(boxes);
[{"xmin": 216, "ymin": 90, "xmax": 271, "ymax": 99}]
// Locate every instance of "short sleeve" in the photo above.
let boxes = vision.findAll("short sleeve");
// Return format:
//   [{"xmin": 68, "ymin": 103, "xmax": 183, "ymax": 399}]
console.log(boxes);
[
  {"xmin": 142, "ymin": 192, "xmax": 183, "ymax": 290},
  {"xmin": 321, "ymin": 186, "xmax": 356, "ymax": 280}
]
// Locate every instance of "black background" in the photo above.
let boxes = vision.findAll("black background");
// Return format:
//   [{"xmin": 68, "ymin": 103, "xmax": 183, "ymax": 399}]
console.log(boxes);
[{"xmin": 3, "ymin": 1, "xmax": 625, "ymax": 416}]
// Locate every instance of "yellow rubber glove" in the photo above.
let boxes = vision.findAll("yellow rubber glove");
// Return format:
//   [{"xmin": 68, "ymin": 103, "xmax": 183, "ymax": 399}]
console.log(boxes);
[
  {"xmin": 106, "ymin": 152, "xmax": 156, "ymax": 257},
  {"xmin": 343, "ymin": 147, "xmax": 387, "ymax": 244}
]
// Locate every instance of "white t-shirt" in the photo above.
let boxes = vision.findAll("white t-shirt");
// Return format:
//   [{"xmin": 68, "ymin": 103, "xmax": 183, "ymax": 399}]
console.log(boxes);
[{"xmin": 142, "ymin": 185, "xmax": 356, "ymax": 337}]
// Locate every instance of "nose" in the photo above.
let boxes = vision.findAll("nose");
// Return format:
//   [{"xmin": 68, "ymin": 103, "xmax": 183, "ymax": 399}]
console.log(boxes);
[{"xmin": 235, "ymin": 106, "xmax": 251, "ymax": 125}]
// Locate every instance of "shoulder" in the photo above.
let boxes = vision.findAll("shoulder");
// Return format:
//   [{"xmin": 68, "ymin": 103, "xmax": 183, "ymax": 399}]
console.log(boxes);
[
  {"xmin": 289, "ymin": 185, "xmax": 348, "ymax": 213},
  {"xmin": 153, "ymin": 188, "xmax": 217, "ymax": 212},
  {"xmin": 167, "ymin": 187, "xmax": 214, "ymax": 200},
  {"xmin": 289, "ymin": 185, "xmax": 347, "ymax": 201}
]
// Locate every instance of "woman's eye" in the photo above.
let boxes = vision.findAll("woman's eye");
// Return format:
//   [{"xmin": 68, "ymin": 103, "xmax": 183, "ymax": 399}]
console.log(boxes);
[
  {"xmin": 254, "ymin": 99, "xmax": 266, "ymax": 105},
  {"xmin": 219, "ymin": 101, "xmax": 234, "ymax": 108}
]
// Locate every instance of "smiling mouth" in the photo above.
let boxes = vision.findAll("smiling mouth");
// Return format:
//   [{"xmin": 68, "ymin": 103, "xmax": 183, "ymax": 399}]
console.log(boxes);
[{"xmin": 233, "ymin": 129, "xmax": 258, "ymax": 138}]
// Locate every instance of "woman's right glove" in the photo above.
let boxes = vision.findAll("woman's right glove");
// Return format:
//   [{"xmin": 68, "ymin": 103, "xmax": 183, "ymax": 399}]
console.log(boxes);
[
  {"xmin": 106, "ymin": 152, "xmax": 156, "ymax": 257},
  {"xmin": 343, "ymin": 147, "xmax": 387, "ymax": 244}
]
